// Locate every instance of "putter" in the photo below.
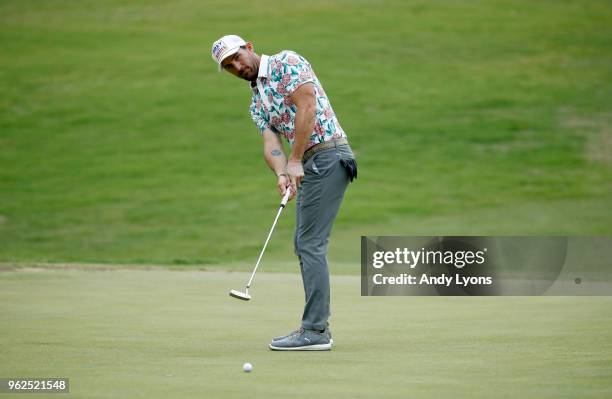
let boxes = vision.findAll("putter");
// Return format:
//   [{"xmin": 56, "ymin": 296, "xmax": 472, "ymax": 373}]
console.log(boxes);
[{"xmin": 230, "ymin": 186, "xmax": 292, "ymax": 301}]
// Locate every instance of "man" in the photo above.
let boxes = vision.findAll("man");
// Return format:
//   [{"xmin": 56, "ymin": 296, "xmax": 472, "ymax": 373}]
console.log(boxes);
[{"xmin": 211, "ymin": 35, "xmax": 357, "ymax": 351}]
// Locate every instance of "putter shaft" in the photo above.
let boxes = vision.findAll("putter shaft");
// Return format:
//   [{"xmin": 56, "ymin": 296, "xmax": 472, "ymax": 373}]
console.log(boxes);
[{"xmin": 246, "ymin": 188, "xmax": 291, "ymax": 289}]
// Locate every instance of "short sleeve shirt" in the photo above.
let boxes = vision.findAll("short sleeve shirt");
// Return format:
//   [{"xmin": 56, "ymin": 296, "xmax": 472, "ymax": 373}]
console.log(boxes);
[{"xmin": 249, "ymin": 51, "xmax": 347, "ymax": 148}]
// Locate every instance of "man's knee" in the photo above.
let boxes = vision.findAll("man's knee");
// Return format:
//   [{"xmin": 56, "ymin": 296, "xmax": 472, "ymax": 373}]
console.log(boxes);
[{"xmin": 296, "ymin": 236, "xmax": 327, "ymax": 260}]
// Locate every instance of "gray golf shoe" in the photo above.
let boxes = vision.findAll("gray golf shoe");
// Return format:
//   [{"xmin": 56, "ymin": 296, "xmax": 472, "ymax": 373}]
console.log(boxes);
[
  {"xmin": 269, "ymin": 328, "xmax": 332, "ymax": 351},
  {"xmin": 272, "ymin": 327, "xmax": 334, "ymax": 345}
]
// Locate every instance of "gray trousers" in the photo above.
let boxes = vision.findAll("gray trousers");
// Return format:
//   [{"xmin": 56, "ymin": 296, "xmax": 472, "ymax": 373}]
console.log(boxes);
[{"xmin": 294, "ymin": 143, "xmax": 354, "ymax": 331}]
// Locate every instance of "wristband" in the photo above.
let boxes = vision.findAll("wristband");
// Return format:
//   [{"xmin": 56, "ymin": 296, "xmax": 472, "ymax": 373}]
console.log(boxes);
[{"xmin": 277, "ymin": 173, "xmax": 288, "ymax": 178}]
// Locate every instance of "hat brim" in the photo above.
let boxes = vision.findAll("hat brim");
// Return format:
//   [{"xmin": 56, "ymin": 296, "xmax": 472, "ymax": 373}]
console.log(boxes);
[{"xmin": 217, "ymin": 47, "xmax": 240, "ymax": 71}]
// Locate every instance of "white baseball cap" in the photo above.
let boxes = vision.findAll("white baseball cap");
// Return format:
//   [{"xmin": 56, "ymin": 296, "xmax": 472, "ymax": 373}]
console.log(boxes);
[{"xmin": 211, "ymin": 35, "xmax": 247, "ymax": 71}]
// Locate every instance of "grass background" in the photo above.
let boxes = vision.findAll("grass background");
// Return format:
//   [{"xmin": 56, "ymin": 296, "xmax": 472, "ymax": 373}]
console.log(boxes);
[
  {"xmin": 1, "ymin": 2, "xmax": 612, "ymax": 398},
  {"xmin": 1, "ymin": 0, "xmax": 611, "ymax": 268}
]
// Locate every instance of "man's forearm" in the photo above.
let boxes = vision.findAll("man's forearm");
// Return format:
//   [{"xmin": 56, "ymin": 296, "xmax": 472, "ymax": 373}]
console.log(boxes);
[
  {"xmin": 289, "ymin": 104, "xmax": 316, "ymax": 162},
  {"xmin": 264, "ymin": 137, "xmax": 288, "ymax": 176}
]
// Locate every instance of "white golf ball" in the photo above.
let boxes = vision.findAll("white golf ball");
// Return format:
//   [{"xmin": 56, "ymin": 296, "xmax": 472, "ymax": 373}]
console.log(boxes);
[{"xmin": 243, "ymin": 362, "xmax": 253, "ymax": 373}]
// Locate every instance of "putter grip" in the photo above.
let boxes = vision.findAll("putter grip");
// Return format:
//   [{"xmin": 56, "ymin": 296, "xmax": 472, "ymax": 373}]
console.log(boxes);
[{"xmin": 280, "ymin": 187, "xmax": 291, "ymax": 207}]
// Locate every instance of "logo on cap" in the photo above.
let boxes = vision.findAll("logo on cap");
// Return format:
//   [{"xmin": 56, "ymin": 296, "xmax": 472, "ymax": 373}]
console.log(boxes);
[{"xmin": 212, "ymin": 41, "xmax": 227, "ymax": 62}]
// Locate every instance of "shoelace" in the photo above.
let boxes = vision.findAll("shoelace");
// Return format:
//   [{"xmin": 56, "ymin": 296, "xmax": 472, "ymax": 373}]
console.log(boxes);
[{"xmin": 283, "ymin": 328, "xmax": 304, "ymax": 341}]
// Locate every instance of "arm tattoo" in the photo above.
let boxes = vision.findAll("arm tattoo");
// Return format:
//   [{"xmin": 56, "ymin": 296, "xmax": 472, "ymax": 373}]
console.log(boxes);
[{"xmin": 271, "ymin": 149, "xmax": 282, "ymax": 157}]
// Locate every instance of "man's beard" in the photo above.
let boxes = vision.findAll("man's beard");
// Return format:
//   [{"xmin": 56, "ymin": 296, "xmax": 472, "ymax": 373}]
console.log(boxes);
[{"xmin": 240, "ymin": 66, "xmax": 257, "ymax": 82}]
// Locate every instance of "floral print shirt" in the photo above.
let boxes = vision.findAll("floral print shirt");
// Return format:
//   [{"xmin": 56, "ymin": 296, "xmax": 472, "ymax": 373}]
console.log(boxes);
[{"xmin": 249, "ymin": 51, "xmax": 347, "ymax": 148}]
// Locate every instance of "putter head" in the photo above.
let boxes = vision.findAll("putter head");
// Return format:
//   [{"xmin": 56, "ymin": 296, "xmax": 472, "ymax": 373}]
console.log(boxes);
[{"xmin": 229, "ymin": 289, "xmax": 251, "ymax": 301}]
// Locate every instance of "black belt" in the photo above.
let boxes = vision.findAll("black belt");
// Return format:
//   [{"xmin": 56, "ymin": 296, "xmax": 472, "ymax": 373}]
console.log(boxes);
[{"xmin": 302, "ymin": 138, "xmax": 349, "ymax": 163}]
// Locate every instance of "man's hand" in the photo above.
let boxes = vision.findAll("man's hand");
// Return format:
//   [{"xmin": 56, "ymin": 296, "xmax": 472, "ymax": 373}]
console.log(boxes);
[
  {"xmin": 277, "ymin": 174, "xmax": 291, "ymax": 198},
  {"xmin": 286, "ymin": 158, "xmax": 303, "ymax": 199}
]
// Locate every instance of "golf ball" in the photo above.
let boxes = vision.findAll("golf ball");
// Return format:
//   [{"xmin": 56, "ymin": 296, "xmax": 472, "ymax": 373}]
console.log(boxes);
[{"xmin": 243, "ymin": 362, "xmax": 253, "ymax": 373}]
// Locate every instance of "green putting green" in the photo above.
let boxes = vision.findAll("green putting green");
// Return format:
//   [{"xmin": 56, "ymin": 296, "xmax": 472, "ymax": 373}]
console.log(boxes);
[{"xmin": 1, "ymin": 268, "xmax": 611, "ymax": 398}]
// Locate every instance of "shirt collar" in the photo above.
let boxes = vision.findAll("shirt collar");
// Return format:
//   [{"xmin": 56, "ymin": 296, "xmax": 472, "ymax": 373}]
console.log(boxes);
[
  {"xmin": 258, "ymin": 54, "xmax": 269, "ymax": 79},
  {"xmin": 250, "ymin": 54, "xmax": 269, "ymax": 93}
]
